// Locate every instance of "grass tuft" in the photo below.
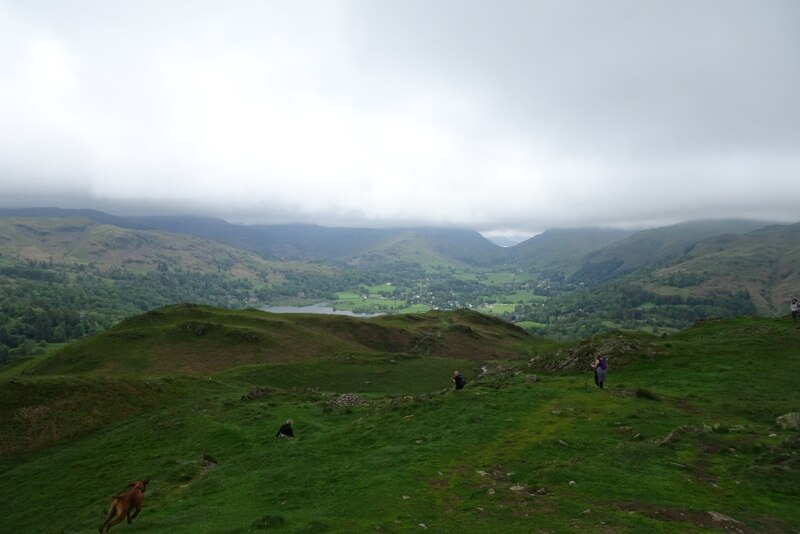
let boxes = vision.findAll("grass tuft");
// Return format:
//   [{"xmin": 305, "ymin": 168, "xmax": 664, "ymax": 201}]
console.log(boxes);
[{"xmin": 251, "ymin": 514, "xmax": 286, "ymax": 529}]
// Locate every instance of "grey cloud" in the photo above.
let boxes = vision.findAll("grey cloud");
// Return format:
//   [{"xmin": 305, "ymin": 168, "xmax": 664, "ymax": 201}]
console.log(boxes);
[{"xmin": 0, "ymin": 0, "xmax": 798, "ymax": 233}]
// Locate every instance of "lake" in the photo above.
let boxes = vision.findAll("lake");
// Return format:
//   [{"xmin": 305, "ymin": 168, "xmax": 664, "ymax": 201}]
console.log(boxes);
[{"xmin": 261, "ymin": 303, "xmax": 384, "ymax": 317}]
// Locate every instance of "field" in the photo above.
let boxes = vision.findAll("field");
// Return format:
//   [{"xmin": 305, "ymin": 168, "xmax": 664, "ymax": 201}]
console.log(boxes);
[{"xmin": 1, "ymin": 309, "xmax": 799, "ymax": 533}]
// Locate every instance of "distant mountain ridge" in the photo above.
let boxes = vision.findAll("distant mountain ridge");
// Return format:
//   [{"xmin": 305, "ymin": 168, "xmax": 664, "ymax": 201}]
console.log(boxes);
[
  {"xmin": 571, "ymin": 219, "xmax": 775, "ymax": 285},
  {"xmin": 509, "ymin": 227, "xmax": 634, "ymax": 273},
  {"xmin": 3, "ymin": 207, "xmax": 758, "ymax": 272},
  {"xmin": 643, "ymin": 222, "xmax": 800, "ymax": 314},
  {"xmin": 1, "ymin": 207, "xmax": 794, "ymax": 317}
]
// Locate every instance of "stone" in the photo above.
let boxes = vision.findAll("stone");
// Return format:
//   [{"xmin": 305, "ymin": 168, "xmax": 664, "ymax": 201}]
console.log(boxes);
[
  {"xmin": 707, "ymin": 511, "xmax": 742, "ymax": 525},
  {"xmin": 776, "ymin": 412, "xmax": 800, "ymax": 430}
]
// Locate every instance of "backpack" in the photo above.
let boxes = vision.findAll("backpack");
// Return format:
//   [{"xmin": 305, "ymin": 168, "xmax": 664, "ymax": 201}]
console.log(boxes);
[{"xmin": 599, "ymin": 357, "xmax": 607, "ymax": 370}]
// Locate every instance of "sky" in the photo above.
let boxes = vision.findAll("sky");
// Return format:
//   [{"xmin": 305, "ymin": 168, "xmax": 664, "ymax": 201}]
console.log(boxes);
[{"xmin": 1, "ymin": 0, "xmax": 798, "ymax": 242}]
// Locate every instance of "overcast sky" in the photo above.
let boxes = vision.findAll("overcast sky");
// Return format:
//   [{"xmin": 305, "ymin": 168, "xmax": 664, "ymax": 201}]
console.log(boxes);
[{"xmin": 1, "ymin": 0, "xmax": 798, "ymax": 239}]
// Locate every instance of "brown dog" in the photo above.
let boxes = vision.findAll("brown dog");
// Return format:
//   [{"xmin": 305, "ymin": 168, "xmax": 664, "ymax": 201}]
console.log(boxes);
[{"xmin": 99, "ymin": 480, "xmax": 149, "ymax": 533}]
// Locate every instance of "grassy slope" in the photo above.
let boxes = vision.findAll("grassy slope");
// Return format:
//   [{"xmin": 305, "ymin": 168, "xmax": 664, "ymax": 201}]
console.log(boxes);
[
  {"xmin": 510, "ymin": 227, "xmax": 633, "ymax": 273},
  {"xmin": 19, "ymin": 305, "xmax": 535, "ymax": 377},
  {"xmin": 0, "ymin": 215, "xmax": 331, "ymax": 280},
  {"xmin": 579, "ymin": 220, "xmax": 775, "ymax": 279},
  {"xmin": 647, "ymin": 222, "xmax": 800, "ymax": 315},
  {"xmin": 1, "ymin": 314, "xmax": 799, "ymax": 533}
]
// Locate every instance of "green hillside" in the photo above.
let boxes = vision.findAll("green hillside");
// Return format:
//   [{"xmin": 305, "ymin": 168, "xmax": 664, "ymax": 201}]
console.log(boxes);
[
  {"xmin": 574, "ymin": 220, "xmax": 774, "ymax": 284},
  {"xmin": 510, "ymin": 227, "xmax": 633, "ymax": 273},
  {"xmin": 1, "ymin": 310, "xmax": 798, "ymax": 533},
  {"xmin": 19, "ymin": 304, "xmax": 535, "ymax": 377},
  {"xmin": 0, "ymin": 215, "xmax": 291, "ymax": 278},
  {"xmin": 644, "ymin": 222, "xmax": 800, "ymax": 315}
]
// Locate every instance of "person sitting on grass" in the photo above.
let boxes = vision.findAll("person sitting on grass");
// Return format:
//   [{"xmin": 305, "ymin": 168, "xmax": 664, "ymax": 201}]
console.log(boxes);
[{"xmin": 276, "ymin": 418, "xmax": 294, "ymax": 438}]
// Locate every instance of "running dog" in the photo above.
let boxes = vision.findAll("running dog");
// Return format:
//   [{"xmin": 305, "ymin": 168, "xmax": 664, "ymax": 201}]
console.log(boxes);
[{"xmin": 98, "ymin": 480, "xmax": 149, "ymax": 533}]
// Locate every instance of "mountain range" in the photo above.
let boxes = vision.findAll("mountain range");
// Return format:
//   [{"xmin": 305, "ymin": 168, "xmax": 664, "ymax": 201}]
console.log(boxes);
[{"xmin": 1, "ymin": 207, "xmax": 798, "ymax": 321}]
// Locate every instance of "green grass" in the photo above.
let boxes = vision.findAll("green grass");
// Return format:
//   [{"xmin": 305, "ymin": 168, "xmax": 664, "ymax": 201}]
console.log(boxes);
[
  {"xmin": 478, "ymin": 303, "xmax": 516, "ymax": 315},
  {"xmin": 1, "ymin": 314, "xmax": 799, "ymax": 533}
]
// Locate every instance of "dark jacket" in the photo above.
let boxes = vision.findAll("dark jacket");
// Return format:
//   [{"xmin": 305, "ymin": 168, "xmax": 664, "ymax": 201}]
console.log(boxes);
[
  {"xmin": 276, "ymin": 422, "xmax": 294, "ymax": 438},
  {"xmin": 454, "ymin": 374, "xmax": 466, "ymax": 390}
]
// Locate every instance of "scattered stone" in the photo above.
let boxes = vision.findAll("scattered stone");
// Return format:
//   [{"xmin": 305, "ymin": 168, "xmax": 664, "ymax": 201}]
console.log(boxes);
[
  {"xmin": 415, "ymin": 440, "xmax": 423, "ymax": 444},
  {"xmin": 402, "ymin": 495, "xmax": 410, "ymax": 500},
  {"xmin": 329, "ymin": 394, "xmax": 367, "ymax": 407},
  {"xmin": 477, "ymin": 470, "xmax": 489, "ymax": 477},
  {"xmin": 510, "ymin": 485, "xmax": 525, "ymax": 492},
  {"xmin": 707, "ymin": 511, "xmax": 743, "ymax": 525},
  {"xmin": 535, "ymin": 487, "xmax": 548, "ymax": 495},
  {"xmin": 558, "ymin": 440, "xmax": 569, "ymax": 447},
  {"xmin": 525, "ymin": 374, "xmax": 539, "ymax": 383},
  {"xmin": 551, "ymin": 410, "xmax": 561, "ymax": 415},
  {"xmin": 418, "ymin": 524, "xmax": 427, "ymax": 529},
  {"xmin": 487, "ymin": 488, "xmax": 496, "ymax": 495},
  {"xmin": 658, "ymin": 425, "xmax": 699, "ymax": 446},
  {"xmin": 569, "ymin": 480, "xmax": 576, "ymax": 485},
  {"xmin": 200, "ymin": 453, "xmax": 217, "ymax": 474},
  {"xmin": 581, "ymin": 509, "xmax": 591, "ymax": 514},
  {"xmin": 241, "ymin": 386, "xmax": 270, "ymax": 401},
  {"xmin": 776, "ymin": 412, "xmax": 800, "ymax": 430}
]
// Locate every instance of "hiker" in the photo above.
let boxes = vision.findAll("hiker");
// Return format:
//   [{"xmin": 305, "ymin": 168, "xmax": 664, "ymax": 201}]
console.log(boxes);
[
  {"xmin": 591, "ymin": 355, "xmax": 608, "ymax": 388},
  {"xmin": 452, "ymin": 370, "xmax": 466, "ymax": 390},
  {"xmin": 791, "ymin": 298, "xmax": 798, "ymax": 322},
  {"xmin": 276, "ymin": 418, "xmax": 294, "ymax": 438}
]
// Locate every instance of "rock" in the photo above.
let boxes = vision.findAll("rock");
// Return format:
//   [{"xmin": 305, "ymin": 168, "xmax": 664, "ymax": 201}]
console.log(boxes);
[
  {"xmin": 510, "ymin": 485, "xmax": 525, "ymax": 492},
  {"xmin": 535, "ymin": 487, "xmax": 548, "ymax": 495},
  {"xmin": 569, "ymin": 480, "xmax": 576, "ymax": 485},
  {"xmin": 329, "ymin": 394, "xmax": 367, "ymax": 407},
  {"xmin": 487, "ymin": 488, "xmax": 496, "ymax": 495},
  {"xmin": 525, "ymin": 374, "xmax": 539, "ymax": 383},
  {"xmin": 776, "ymin": 412, "xmax": 800, "ymax": 430},
  {"xmin": 707, "ymin": 511, "xmax": 743, "ymax": 525}
]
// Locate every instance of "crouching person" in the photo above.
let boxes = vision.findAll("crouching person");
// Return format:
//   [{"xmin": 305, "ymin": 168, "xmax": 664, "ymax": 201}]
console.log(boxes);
[{"xmin": 276, "ymin": 418, "xmax": 294, "ymax": 438}]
